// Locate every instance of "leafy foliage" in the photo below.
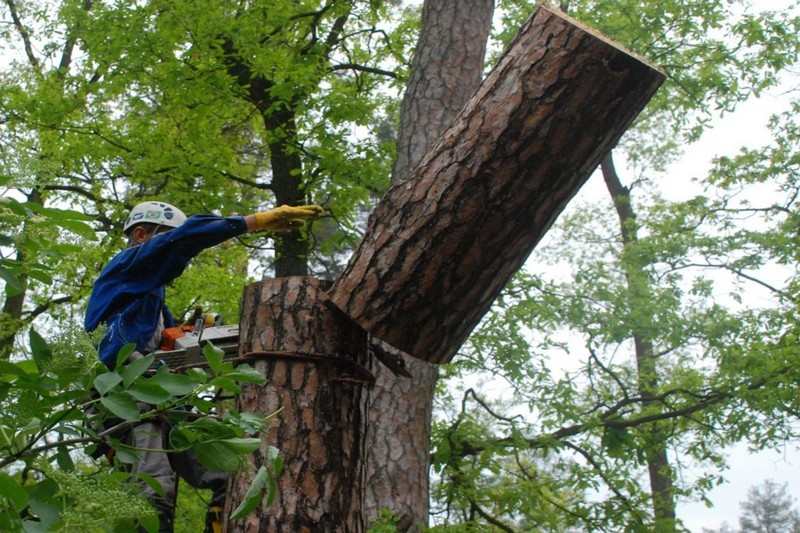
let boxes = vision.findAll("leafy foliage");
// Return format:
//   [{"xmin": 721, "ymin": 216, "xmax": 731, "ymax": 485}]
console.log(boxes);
[
  {"xmin": 0, "ymin": 0, "xmax": 412, "ymax": 529},
  {"xmin": 0, "ymin": 325, "xmax": 277, "ymax": 532}
]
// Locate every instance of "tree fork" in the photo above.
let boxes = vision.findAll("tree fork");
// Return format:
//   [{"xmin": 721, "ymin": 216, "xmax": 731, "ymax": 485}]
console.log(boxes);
[
  {"xmin": 225, "ymin": 277, "xmax": 372, "ymax": 532},
  {"xmin": 329, "ymin": 5, "xmax": 665, "ymax": 364}
]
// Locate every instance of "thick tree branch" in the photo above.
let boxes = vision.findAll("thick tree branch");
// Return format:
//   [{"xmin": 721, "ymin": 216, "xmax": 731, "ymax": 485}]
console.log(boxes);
[
  {"xmin": 445, "ymin": 363, "xmax": 794, "ymax": 460},
  {"xmin": 329, "ymin": 63, "xmax": 397, "ymax": 78},
  {"xmin": 5, "ymin": 0, "xmax": 40, "ymax": 73},
  {"xmin": 25, "ymin": 295, "xmax": 73, "ymax": 321},
  {"xmin": 219, "ymin": 170, "xmax": 272, "ymax": 190}
]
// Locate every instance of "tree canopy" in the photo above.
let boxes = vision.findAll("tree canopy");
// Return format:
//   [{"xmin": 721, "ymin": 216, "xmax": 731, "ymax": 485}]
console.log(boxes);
[{"xmin": 1, "ymin": 0, "xmax": 800, "ymax": 531}]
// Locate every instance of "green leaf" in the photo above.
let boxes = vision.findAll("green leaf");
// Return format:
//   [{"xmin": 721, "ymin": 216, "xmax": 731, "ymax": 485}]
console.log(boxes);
[
  {"xmin": 15, "ymin": 360, "xmax": 38, "ymax": 375},
  {"xmin": 203, "ymin": 342, "xmax": 224, "ymax": 375},
  {"xmin": 100, "ymin": 392, "xmax": 141, "ymax": 422},
  {"xmin": 194, "ymin": 441, "xmax": 242, "ymax": 472},
  {"xmin": 138, "ymin": 511, "xmax": 160, "ymax": 533},
  {"xmin": 94, "ymin": 372, "xmax": 122, "ymax": 396},
  {"xmin": 0, "ymin": 265, "xmax": 23, "ymax": 296},
  {"xmin": 148, "ymin": 373, "xmax": 197, "ymax": 396},
  {"xmin": 230, "ymin": 465, "xmax": 270, "ymax": 520},
  {"xmin": 169, "ymin": 427, "xmax": 196, "ymax": 450},
  {"xmin": 109, "ymin": 441, "xmax": 140, "ymax": 465},
  {"xmin": 207, "ymin": 376, "xmax": 241, "ymax": 394},
  {"xmin": 222, "ymin": 364, "xmax": 267, "ymax": 384},
  {"xmin": 2, "ymin": 198, "xmax": 27, "ymax": 216},
  {"xmin": 0, "ymin": 360, "xmax": 31, "ymax": 379},
  {"xmin": 26, "ymin": 497, "xmax": 60, "ymax": 530},
  {"xmin": 267, "ymin": 474, "xmax": 278, "ymax": 507},
  {"xmin": 268, "ymin": 446, "xmax": 284, "ymax": 476},
  {"xmin": 55, "ymin": 445, "xmax": 75, "ymax": 471},
  {"xmin": 32, "ymin": 205, "xmax": 94, "ymax": 221},
  {"xmin": 127, "ymin": 381, "xmax": 171, "ymax": 405},
  {"xmin": 135, "ymin": 473, "xmax": 167, "ymax": 499},
  {"xmin": 115, "ymin": 344, "xmax": 136, "ymax": 370},
  {"xmin": 52, "ymin": 219, "xmax": 98, "ymax": 240},
  {"xmin": 0, "ymin": 473, "xmax": 28, "ymax": 509},
  {"xmin": 122, "ymin": 354, "xmax": 155, "ymax": 388},
  {"xmin": 26, "ymin": 268, "xmax": 53, "ymax": 286},
  {"xmin": 184, "ymin": 416, "xmax": 238, "ymax": 440},
  {"xmin": 186, "ymin": 367, "xmax": 208, "ymax": 384},
  {"xmin": 29, "ymin": 328, "xmax": 52, "ymax": 371},
  {"xmin": 217, "ymin": 437, "xmax": 261, "ymax": 455}
]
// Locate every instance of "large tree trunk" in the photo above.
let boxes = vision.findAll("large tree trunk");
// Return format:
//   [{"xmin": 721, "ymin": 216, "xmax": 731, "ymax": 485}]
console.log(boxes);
[
  {"xmin": 602, "ymin": 153, "xmax": 676, "ymax": 530},
  {"xmin": 364, "ymin": 1, "xmax": 494, "ymax": 529},
  {"xmin": 225, "ymin": 277, "xmax": 372, "ymax": 532},
  {"xmin": 329, "ymin": 6, "xmax": 665, "ymax": 364}
]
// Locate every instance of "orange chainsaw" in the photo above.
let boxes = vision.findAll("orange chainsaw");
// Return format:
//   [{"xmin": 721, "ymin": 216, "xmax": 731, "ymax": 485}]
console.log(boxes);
[{"xmin": 153, "ymin": 308, "xmax": 239, "ymax": 369}]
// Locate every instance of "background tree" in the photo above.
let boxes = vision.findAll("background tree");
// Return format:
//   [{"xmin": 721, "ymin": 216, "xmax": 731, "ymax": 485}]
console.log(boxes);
[{"xmin": 739, "ymin": 480, "xmax": 800, "ymax": 533}]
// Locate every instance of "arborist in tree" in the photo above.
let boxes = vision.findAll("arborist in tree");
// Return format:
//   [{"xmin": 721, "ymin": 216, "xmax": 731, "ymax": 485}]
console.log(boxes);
[{"xmin": 84, "ymin": 200, "xmax": 323, "ymax": 533}]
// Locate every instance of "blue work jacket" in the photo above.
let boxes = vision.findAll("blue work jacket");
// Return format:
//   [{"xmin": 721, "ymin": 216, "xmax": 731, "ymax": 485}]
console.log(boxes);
[{"xmin": 85, "ymin": 214, "xmax": 248, "ymax": 368}]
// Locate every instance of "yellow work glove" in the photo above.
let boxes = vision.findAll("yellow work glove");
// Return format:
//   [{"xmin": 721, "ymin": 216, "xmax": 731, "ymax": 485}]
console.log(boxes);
[
  {"xmin": 252, "ymin": 204, "xmax": 324, "ymax": 232},
  {"xmin": 182, "ymin": 307, "xmax": 216, "ymax": 327},
  {"xmin": 182, "ymin": 306, "xmax": 203, "ymax": 327}
]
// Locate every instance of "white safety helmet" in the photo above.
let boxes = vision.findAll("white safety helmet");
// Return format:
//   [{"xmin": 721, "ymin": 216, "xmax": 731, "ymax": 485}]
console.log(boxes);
[{"xmin": 123, "ymin": 201, "xmax": 187, "ymax": 234}]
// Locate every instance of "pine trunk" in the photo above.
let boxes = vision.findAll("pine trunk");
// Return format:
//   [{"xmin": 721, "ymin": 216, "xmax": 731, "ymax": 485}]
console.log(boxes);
[{"xmin": 363, "ymin": 1, "xmax": 494, "ymax": 530}]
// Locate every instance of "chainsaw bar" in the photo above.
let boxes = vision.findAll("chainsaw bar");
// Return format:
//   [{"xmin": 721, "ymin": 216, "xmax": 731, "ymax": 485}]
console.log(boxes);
[{"xmin": 151, "ymin": 324, "xmax": 240, "ymax": 369}]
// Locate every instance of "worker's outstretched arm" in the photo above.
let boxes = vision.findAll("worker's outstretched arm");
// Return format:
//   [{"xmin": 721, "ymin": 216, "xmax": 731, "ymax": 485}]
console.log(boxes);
[{"xmin": 245, "ymin": 204, "xmax": 324, "ymax": 232}]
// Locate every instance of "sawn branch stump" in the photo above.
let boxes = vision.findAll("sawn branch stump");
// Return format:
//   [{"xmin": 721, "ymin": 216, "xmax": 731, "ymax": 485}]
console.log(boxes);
[
  {"xmin": 226, "ymin": 277, "xmax": 371, "ymax": 532},
  {"xmin": 329, "ymin": 6, "xmax": 665, "ymax": 364}
]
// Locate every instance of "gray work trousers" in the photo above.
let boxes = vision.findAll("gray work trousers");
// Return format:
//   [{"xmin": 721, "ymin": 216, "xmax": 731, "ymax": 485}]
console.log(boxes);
[{"xmin": 129, "ymin": 420, "xmax": 228, "ymax": 533}]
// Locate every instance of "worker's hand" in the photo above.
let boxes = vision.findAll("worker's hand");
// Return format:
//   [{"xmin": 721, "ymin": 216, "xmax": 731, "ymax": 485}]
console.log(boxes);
[
  {"xmin": 182, "ymin": 307, "xmax": 215, "ymax": 327},
  {"xmin": 252, "ymin": 204, "xmax": 324, "ymax": 232}
]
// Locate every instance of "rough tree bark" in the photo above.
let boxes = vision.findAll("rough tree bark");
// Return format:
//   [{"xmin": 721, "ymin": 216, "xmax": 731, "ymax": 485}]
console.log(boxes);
[
  {"xmin": 602, "ymin": 153, "xmax": 676, "ymax": 530},
  {"xmin": 364, "ymin": 1, "xmax": 494, "ymax": 530},
  {"xmin": 329, "ymin": 6, "xmax": 665, "ymax": 365},
  {"xmin": 225, "ymin": 277, "xmax": 373, "ymax": 532}
]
